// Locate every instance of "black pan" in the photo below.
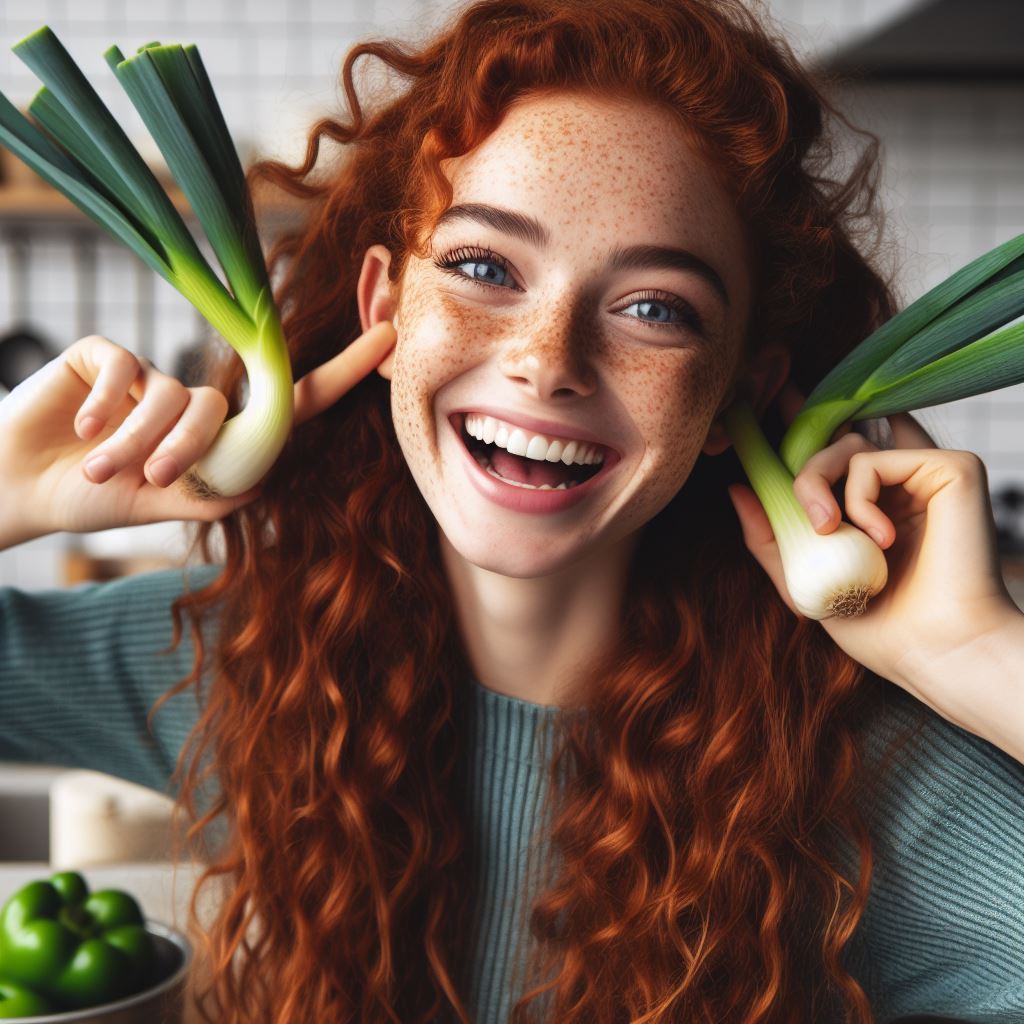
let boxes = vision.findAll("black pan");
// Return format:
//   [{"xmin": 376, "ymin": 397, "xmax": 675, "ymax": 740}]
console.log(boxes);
[
  {"xmin": 0, "ymin": 231, "xmax": 58, "ymax": 391},
  {"xmin": 0, "ymin": 324, "xmax": 55, "ymax": 390}
]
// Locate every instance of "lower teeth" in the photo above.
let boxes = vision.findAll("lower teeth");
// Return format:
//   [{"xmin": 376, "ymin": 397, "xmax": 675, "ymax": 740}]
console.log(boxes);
[{"xmin": 472, "ymin": 452, "xmax": 578, "ymax": 490}]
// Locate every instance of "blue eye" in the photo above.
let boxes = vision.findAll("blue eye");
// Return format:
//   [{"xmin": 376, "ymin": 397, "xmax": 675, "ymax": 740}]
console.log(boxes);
[
  {"xmin": 619, "ymin": 292, "xmax": 704, "ymax": 334},
  {"xmin": 433, "ymin": 246, "xmax": 517, "ymax": 289},
  {"xmin": 431, "ymin": 245, "xmax": 704, "ymax": 335}
]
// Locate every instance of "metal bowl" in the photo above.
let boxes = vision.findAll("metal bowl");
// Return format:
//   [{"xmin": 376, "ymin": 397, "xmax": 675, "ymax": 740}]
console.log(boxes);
[{"xmin": 8, "ymin": 919, "xmax": 192, "ymax": 1024}]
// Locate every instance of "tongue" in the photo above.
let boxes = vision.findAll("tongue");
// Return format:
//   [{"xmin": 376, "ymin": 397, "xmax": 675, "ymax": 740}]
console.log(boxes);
[{"xmin": 490, "ymin": 447, "xmax": 578, "ymax": 487}]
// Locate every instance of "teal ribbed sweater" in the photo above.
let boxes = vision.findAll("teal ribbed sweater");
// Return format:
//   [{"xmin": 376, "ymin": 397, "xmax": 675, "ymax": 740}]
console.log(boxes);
[{"xmin": 1, "ymin": 567, "xmax": 1022, "ymax": 1023}]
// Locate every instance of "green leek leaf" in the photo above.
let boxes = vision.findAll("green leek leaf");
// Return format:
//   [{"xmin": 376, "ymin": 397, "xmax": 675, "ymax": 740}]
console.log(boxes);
[
  {"xmin": 781, "ymin": 231, "xmax": 1024, "ymax": 473},
  {"xmin": 855, "ymin": 267, "xmax": 1024, "ymax": 392},
  {"xmin": 13, "ymin": 26, "xmax": 199, "ymax": 263},
  {"xmin": 27, "ymin": 84, "xmax": 166, "ymax": 258},
  {"xmin": 800, "ymin": 231, "xmax": 1024, "ymax": 408},
  {"xmin": 853, "ymin": 318, "xmax": 1024, "ymax": 419},
  {"xmin": 0, "ymin": 89, "xmax": 248, "ymax": 347},
  {"xmin": 0, "ymin": 87, "xmax": 82, "ymax": 181},
  {"xmin": 180, "ymin": 45, "xmax": 248, "ymax": 219},
  {"xmin": 105, "ymin": 43, "xmax": 266, "ymax": 315},
  {"xmin": 0, "ymin": 92, "xmax": 174, "ymax": 281}
]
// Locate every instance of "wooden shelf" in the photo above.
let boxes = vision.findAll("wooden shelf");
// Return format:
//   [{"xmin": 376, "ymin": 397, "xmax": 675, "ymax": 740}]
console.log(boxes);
[{"xmin": 0, "ymin": 149, "xmax": 307, "ymax": 226}]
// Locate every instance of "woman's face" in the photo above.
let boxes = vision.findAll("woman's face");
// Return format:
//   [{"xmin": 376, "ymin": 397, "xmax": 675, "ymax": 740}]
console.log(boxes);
[{"xmin": 365, "ymin": 90, "xmax": 755, "ymax": 578}]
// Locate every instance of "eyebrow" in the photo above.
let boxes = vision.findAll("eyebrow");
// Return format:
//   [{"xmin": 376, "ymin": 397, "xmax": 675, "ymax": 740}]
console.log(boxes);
[{"xmin": 433, "ymin": 202, "xmax": 731, "ymax": 308}]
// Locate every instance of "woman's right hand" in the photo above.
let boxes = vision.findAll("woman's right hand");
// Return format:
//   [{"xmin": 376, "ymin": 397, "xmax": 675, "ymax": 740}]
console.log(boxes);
[{"xmin": 0, "ymin": 320, "xmax": 397, "ymax": 547}]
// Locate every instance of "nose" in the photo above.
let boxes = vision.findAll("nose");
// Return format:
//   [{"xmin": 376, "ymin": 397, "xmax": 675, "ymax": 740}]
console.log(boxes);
[{"xmin": 497, "ymin": 306, "xmax": 598, "ymax": 401}]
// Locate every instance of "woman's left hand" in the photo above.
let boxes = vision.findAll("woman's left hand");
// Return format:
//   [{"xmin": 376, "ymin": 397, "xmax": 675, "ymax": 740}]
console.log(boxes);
[{"xmin": 727, "ymin": 382, "xmax": 1023, "ymax": 722}]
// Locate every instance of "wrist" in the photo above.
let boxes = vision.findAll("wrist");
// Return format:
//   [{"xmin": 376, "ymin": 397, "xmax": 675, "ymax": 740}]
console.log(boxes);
[
  {"xmin": 902, "ymin": 603, "xmax": 1024, "ymax": 764},
  {"xmin": 0, "ymin": 510, "xmax": 54, "ymax": 551}
]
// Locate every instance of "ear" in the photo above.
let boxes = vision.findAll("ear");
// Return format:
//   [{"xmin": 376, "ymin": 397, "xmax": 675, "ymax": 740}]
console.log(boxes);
[
  {"xmin": 702, "ymin": 343, "xmax": 791, "ymax": 456},
  {"xmin": 357, "ymin": 243, "xmax": 399, "ymax": 380}
]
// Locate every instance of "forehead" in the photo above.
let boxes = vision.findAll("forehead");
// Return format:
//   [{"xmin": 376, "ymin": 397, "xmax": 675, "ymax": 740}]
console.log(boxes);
[{"xmin": 438, "ymin": 91, "xmax": 740, "ymax": 241}]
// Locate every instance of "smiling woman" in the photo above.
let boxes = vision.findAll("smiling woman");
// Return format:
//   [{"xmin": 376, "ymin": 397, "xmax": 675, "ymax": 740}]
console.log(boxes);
[
  {"xmin": 115, "ymin": 1, "xmax": 1024, "ymax": 1021},
  {"xmin": 1, "ymin": 1, "xmax": 1022, "ymax": 1023}
]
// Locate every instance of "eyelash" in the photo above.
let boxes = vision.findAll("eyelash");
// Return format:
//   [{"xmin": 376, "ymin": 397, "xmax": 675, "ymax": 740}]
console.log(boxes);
[{"xmin": 431, "ymin": 244, "xmax": 705, "ymax": 335}]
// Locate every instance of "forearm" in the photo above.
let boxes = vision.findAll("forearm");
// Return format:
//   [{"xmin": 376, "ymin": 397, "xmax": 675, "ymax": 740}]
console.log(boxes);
[
  {"xmin": 0, "ymin": 517, "xmax": 52, "ymax": 552},
  {"xmin": 902, "ymin": 605, "xmax": 1024, "ymax": 765}
]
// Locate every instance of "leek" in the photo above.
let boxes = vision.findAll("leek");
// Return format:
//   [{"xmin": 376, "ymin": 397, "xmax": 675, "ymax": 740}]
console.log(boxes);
[
  {"xmin": 780, "ymin": 233, "xmax": 1024, "ymax": 475},
  {"xmin": 0, "ymin": 26, "xmax": 292, "ymax": 499},
  {"xmin": 727, "ymin": 231, "xmax": 1024, "ymax": 620},
  {"xmin": 724, "ymin": 401, "xmax": 888, "ymax": 619}
]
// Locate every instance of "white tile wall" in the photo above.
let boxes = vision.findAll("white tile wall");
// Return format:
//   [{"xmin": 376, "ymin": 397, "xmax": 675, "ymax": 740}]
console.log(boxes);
[
  {"xmin": 838, "ymin": 82, "xmax": 1024, "ymax": 500},
  {"xmin": 1, "ymin": 0, "xmax": 1022, "ymax": 587}
]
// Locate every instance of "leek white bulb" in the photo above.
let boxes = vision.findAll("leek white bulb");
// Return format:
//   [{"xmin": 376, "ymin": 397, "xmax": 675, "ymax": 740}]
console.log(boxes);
[
  {"xmin": 724, "ymin": 399, "xmax": 890, "ymax": 621},
  {"xmin": 775, "ymin": 519, "xmax": 888, "ymax": 620},
  {"xmin": 181, "ymin": 287, "xmax": 294, "ymax": 499},
  {"xmin": 182, "ymin": 356, "xmax": 293, "ymax": 499}
]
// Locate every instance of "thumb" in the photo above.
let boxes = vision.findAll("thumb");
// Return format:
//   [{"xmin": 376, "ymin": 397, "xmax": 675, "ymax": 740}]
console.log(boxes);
[{"xmin": 727, "ymin": 483, "xmax": 797, "ymax": 615}]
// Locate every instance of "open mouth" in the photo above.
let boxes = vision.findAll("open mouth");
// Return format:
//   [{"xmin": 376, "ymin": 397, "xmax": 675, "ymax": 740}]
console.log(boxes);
[{"xmin": 453, "ymin": 413, "xmax": 604, "ymax": 490}]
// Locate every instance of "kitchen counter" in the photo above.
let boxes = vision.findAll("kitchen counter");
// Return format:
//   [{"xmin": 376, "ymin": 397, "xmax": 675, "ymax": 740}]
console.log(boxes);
[{"xmin": 0, "ymin": 860, "xmax": 203, "ymax": 929}]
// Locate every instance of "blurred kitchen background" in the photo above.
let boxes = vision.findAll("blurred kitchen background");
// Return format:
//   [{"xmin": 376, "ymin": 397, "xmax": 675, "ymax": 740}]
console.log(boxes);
[
  {"xmin": 0, "ymin": 0, "xmax": 1022, "ymax": 596},
  {"xmin": 0, "ymin": 1, "xmax": 1019, "ymax": 1004}
]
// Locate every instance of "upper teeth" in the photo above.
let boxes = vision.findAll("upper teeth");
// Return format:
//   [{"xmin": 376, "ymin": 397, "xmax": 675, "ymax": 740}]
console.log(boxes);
[{"xmin": 464, "ymin": 414, "xmax": 605, "ymax": 466}]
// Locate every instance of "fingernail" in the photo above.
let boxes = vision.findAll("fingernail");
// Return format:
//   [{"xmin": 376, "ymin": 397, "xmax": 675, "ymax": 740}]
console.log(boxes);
[
  {"xmin": 808, "ymin": 502, "xmax": 830, "ymax": 529},
  {"xmin": 77, "ymin": 415, "xmax": 103, "ymax": 439},
  {"xmin": 870, "ymin": 527, "xmax": 887, "ymax": 546},
  {"xmin": 84, "ymin": 454, "xmax": 114, "ymax": 483},
  {"xmin": 146, "ymin": 455, "xmax": 178, "ymax": 487}
]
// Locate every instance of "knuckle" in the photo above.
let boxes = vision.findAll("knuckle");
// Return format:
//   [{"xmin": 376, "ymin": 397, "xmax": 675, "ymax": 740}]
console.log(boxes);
[
  {"xmin": 797, "ymin": 449, "xmax": 836, "ymax": 479},
  {"xmin": 85, "ymin": 385, "xmax": 118, "ymax": 408},
  {"xmin": 791, "ymin": 473, "xmax": 818, "ymax": 501},
  {"xmin": 852, "ymin": 430, "xmax": 876, "ymax": 448},
  {"xmin": 72, "ymin": 333, "xmax": 111, "ymax": 350},
  {"xmin": 111, "ymin": 346, "xmax": 142, "ymax": 370},
  {"xmin": 165, "ymin": 420, "xmax": 208, "ymax": 453},
  {"xmin": 798, "ymin": 448, "xmax": 827, "ymax": 472},
  {"xmin": 116, "ymin": 416, "xmax": 150, "ymax": 450},
  {"xmin": 111, "ymin": 347, "xmax": 143, "ymax": 377},
  {"xmin": 951, "ymin": 448, "xmax": 982, "ymax": 469},
  {"xmin": 840, "ymin": 433, "xmax": 876, "ymax": 458},
  {"xmin": 152, "ymin": 375, "xmax": 190, "ymax": 406},
  {"xmin": 951, "ymin": 449, "xmax": 987, "ymax": 480},
  {"xmin": 192, "ymin": 385, "xmax": 229, "ymax": 417}
]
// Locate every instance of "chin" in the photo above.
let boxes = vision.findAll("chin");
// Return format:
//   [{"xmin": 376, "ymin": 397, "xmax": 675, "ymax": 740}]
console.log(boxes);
[{"xmin": 438, "ymin": 524, "xmax": 590, "ymax": 580}]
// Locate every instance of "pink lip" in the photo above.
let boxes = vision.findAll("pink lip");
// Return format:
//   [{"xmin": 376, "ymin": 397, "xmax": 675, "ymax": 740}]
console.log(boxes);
[
  {"xmin": 449, "ymin": 405, "xmax": 620, "ymax": 459},
  {"xmin": 450, "ymin": 416, "xmax": 619, "ymax": 514}
]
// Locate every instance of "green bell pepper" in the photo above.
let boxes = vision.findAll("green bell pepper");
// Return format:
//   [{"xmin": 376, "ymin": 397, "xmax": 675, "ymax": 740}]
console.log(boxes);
[
  {"xmin": 0, "ymin": 870, "xmax": 156, "ymax": 1012},
  {"xmin": 0, "ymin": 977, "xmax": 53, "ymax": 1018}
]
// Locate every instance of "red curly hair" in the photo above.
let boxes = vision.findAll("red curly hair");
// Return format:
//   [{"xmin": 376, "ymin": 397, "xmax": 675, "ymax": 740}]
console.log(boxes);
[{"xmin": 150, "ymin": 1, "xmax": 928, "ymax": 1020}]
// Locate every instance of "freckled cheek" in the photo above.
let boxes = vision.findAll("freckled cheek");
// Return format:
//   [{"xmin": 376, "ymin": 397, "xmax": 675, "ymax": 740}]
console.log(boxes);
[
  {"xmin": 629, "ymin": 355, "xmax": 725, "ymax": 475},
  {"xmin": 388, "ymin": 290, "xmax": 505, "ymax": 453},
  {"xmin": 392, "ymin": 296, "xmax": 515, "ymax": 394}
]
